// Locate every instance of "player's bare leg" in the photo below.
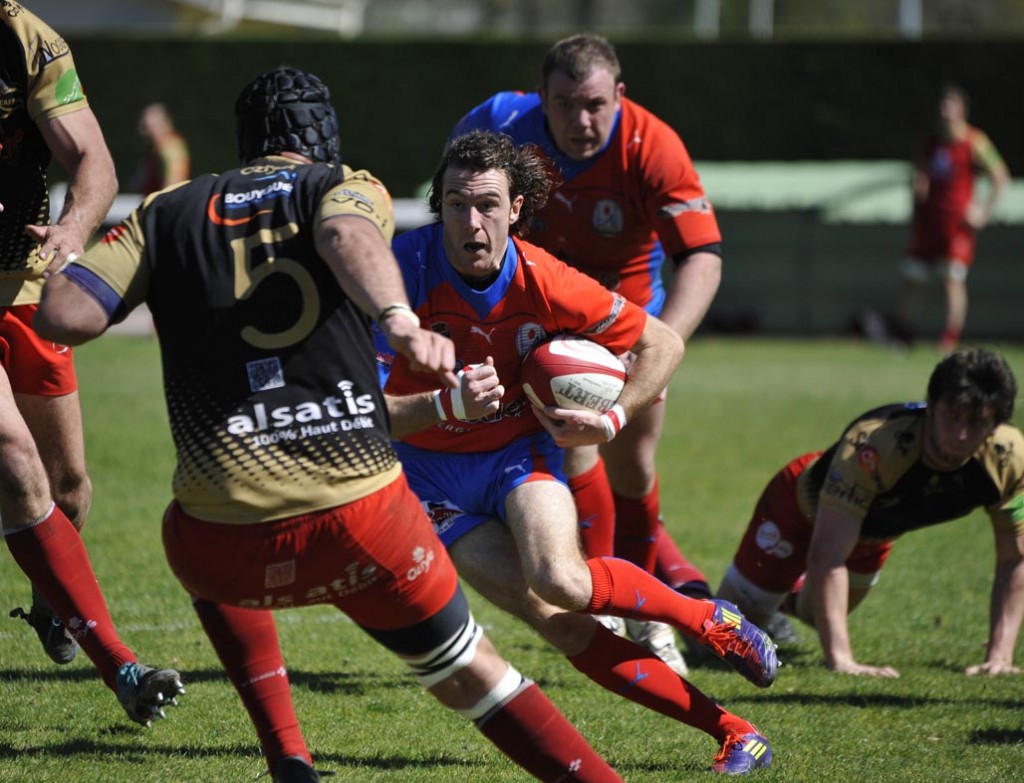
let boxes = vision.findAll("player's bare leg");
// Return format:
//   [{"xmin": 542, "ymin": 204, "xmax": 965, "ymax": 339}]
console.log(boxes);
[
  {"xmin": 504, "ymin": 481, "xmax": 777, "ymax": 688},
  {"xmin": 940, "ymin": 268, "xmax": 968, "ymax": 352},
  {"xmin": 450, "ymin": 518, "xmax": 767, "ymax": 756},
  {"xmin": 13, "ymin": 389, "xmax": 92, "ymax": 662},
  {"xmin": 602, "ymin": 401, "xmax": 704, "ymax": 673}
]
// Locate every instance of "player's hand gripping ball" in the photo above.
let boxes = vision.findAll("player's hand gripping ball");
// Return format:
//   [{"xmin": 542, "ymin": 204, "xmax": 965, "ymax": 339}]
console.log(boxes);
[{"xmin": 521, "ymin": 335, "xmax": 626, "ymax": 414}]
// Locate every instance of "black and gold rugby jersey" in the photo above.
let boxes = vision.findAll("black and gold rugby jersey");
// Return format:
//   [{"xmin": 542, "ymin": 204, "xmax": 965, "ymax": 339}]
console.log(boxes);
[
  {"xmin": 73, "ymin": 156, "xmax": 400, "ymax": 523},
  {"xmin": 0, "ymin": 1, "xmax": 89, "ymax": 304},
  {"xmin": 797, "ymin": 403, "xmax": 1024, "ymax": 542}
]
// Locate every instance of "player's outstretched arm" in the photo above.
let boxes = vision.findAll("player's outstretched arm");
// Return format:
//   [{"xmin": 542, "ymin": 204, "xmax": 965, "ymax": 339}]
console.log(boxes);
[
  {"xmin": 660, "ymin": 250, "xmax": 722, "ymax": 341},
  {"xmin": 806, "ymin": 505, "xmax": 900, "ymax": 678},
  {"xmin": 29, "ymin": 107, "xmax": 118, "ymax": 277},
  {"xmin": 967, "ymin": 527, "xmax": 1024, "ymax": 676}
]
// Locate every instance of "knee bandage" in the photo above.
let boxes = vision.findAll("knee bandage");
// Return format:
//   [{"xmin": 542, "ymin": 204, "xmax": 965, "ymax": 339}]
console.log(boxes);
[{"xmin": 402, "ymin": 614, "xmax": 484, "ymax": 688}]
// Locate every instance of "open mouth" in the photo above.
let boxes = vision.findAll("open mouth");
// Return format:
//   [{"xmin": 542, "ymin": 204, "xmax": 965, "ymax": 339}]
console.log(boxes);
[{"xmin": 464, "ymin": 241, "xmax": 486, "ymax": 252}]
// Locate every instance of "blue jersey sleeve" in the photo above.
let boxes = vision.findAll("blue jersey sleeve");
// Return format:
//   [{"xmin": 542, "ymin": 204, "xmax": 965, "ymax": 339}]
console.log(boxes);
[{"xmin": 451, "ymin": 92, "xmax": 543, "ymax": 140}]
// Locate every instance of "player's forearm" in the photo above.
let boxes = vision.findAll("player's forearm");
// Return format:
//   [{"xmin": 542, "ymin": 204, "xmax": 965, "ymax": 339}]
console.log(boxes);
[
  {"xmin": 660, "ymin": 251, "xmax": 721, "ymax": 341},
  {"xmin": 985, "ymin": 559, "xmax": 1024, "ymax": 665},
  {"xmin": 810, "ymin": 565, "xmax": 856, "ymax": 669},
  {"xmin": 57, "ymin": 148, "xmax": 118, "ymax": 246},
  {"xmin": 384, "ymin": 392, "xmax": 440, "ymax": 440},
  {"xmin": 618, "ymin": 316, "xmax": 683, "ymax": 420}
]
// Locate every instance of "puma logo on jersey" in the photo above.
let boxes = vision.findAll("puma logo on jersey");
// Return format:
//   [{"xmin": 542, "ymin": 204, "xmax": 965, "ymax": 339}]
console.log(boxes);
[
  {"xmin": 470, "ymin": 326, "xmax": 497, "ymax": 344},
  {"xmin": 553, "ymin": 192, "xmax": 577, "ymax": 211}
]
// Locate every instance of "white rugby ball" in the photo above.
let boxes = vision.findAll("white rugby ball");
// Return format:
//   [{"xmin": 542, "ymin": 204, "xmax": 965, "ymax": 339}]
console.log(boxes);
[{"xmin": 521, "ymin": 335, "xmax": 626, "ymax": 413}]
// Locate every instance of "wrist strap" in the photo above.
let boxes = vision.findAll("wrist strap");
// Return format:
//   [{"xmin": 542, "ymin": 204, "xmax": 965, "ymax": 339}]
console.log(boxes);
[
  {"xmin": 377, "ymin": 303, "xmax": 420, "ymax": 328},
  {"xmin": 600, "ymin": 403, "xmax": 626, "ymax": 441},
  {"xmin": 433, "ymin": 370, "xmax": 469, "ymax": 422}
]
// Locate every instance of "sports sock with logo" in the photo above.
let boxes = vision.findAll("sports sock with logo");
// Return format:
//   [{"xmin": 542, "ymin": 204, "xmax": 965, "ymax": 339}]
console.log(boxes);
[
  {"xmin": 570, "ymin": 457, "xmax": 615, "ymax": 559},
  {"xmin": 612, "ymin": 480, "xmax": 662, "ymax": 571},
  {"xmin": 585, "ymin": 556, "xmax": 715, "ymax": 637},
  {"xmin": 476, "ymin": 680, "xmax": 622, "ymax": 782},
  {"xmin": 192, "ymin": 599, "xmax": 309, "ymax": 773},
  {"xmin": 4, "ymin": 503, "xmax": 135, "ymax": 688},
  {"xmin": 568, "ymin": 624, "xmax": 755, "ymax": 742}
]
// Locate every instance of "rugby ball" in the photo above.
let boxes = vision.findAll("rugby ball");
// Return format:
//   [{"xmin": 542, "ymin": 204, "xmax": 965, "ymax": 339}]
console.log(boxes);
[{"xmin": 521, "ymin": 335, "xmax": 626, "ymax": 413}]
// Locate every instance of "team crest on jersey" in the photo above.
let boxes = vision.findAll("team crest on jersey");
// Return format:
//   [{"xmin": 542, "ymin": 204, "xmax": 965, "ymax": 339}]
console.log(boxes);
[
  {"xmin": 593, "ymin": 199, "xmax": 624, "ymax": 236},
  {"xmin": 430, "ymin": 321, "xmax": 452, "ymax": 339},
  {"xmin": 423, "ymin": 500, "xmax": 462, "ymax": 536},
  {"xmin": 857, "ymin": 445, "xmax": 880, "ymax": 474},
  {"xmin": 515, "ymin": 322, "xmax": 546, "ymax": 357}
]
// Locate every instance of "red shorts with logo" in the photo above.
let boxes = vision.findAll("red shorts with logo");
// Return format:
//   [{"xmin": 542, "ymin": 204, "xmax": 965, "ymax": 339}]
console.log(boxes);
[
  {"xmin": 732, "ymin": 452, "xmax": 894, "ymax": 593},
  {"xmin": 908, "ymin": 213, "xmax": 976, "ymax": 266},
  {"xmin": 162, "ymin": 474, "xmax": 459, "ymax": 631},
  {"xmin": 0, "ymin": 304, "xmax": 78, "ymax": 395}
]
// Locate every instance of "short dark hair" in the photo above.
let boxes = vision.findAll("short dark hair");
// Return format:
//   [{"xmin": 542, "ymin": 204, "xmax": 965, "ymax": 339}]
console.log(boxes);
[
  {"xmin": 235, "ymin": 67, "xmax": 341, "ymax": 165},
  {"xmin": 927, "ymin": 347, "xmax": 1017, "ymax": 424},
  {"xmin": 428, "ymin": 130, "xmax": 552, "ymax": 238},
  {"xmin": 940, "ymin": 82, "xmax": 970, "ymax": 114},
  {"xmin": 541, "ymin": 33, "xmax": 621, "ymax": 91}
]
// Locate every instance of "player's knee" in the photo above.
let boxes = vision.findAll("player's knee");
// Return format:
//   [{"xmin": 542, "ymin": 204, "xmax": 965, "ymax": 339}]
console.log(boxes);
[
  {"xmin": 0, "ymin": 439, "xmax": 50, "ymax": 523},
  {"xmin": 51, "ymin": 471, "xmax": 92, "ymax": 528},
  {"xmin": 526, "ymin": 561, "xmax": 592, "ymax": 611},
  {"xmin": 717, "ymin": 563, "xmax": 787, "ymax": 626}
]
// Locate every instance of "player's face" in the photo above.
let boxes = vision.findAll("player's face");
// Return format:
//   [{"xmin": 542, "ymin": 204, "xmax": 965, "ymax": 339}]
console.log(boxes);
[
  {"xmin": 922, "ymin": 398, "xmax": 996, "ymax": 471},
  {"xmin": 541, "ymin": 66, "xmax": 624, "ymax": 162},
  {"xmin": 440, "ymin": 165, "xmax": 524, "ymax": 282}
]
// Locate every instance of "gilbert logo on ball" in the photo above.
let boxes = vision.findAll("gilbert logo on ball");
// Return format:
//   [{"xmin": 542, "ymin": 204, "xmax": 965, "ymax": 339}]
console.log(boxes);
[{"xmin": 521, "ymin": 335, "xmax": 626, "ymax": 413}]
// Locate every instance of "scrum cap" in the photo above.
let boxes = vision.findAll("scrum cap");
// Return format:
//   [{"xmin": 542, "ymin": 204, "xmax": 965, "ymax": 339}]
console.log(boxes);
[{"xmin": 235, "ymin": 67, "xmax": 341, "ymax": 165}]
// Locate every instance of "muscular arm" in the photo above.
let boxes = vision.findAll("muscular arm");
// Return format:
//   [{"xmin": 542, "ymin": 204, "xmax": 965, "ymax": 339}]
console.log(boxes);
[
  {"xmin": 659, "ymin": 250, "xmax": 721, "ymax": 341},
  {"xmin": 315, "ymin": 214, "xmax": 457, "ymax": 387},
  {"xmin": 805, "ymin": 504, "xmax": 900, "ymax": 678},
  {"xmin": 966, "ymin": 528, "xmax": 1024, "ymax": 676},
  {"xmin": 28, "ymin": 108, "xmax": 118, "ymax": 274},
  {"xmin": 35, "ymin": 273, "xmax": 110, "ymax": 345}
]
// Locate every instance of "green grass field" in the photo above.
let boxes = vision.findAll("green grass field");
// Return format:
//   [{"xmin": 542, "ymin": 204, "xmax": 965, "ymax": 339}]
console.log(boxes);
[{"xmin": 2, "ymin": 336, "xmax": 1023, "ymax": 782}]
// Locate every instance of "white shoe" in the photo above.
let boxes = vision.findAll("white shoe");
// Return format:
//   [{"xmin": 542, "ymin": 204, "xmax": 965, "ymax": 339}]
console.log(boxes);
[
  {"xmin": 626, "ymin": 619, "xmax": 689, "ymax": 676},
  {"xmin": 595, "ymin": 614, "xmax": 626, "ymax": 636}
]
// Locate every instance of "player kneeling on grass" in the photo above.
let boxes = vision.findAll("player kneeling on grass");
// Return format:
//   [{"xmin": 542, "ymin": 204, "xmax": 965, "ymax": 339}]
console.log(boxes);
[
  {"xmin": 34, "ymin": 67, "xmax": 636, "ymax": 783},
  {"xmin": 716, "ymin": 347, "xmax": 1024, "ymax": 678},
  {"xmin": 378, "ymin": 130, "xmax": 776, "ymax": 775}
]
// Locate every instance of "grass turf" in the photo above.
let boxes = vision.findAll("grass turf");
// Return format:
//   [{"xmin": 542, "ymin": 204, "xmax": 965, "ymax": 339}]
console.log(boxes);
[{"xmin": 1, "ymin": 335, "xmax": 1022, "ymax": 782}]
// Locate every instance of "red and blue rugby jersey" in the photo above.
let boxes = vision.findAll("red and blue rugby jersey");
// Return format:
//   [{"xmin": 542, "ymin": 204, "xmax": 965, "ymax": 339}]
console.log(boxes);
[
  {"xmin": 380, "ymin": 223, "xmax": 647, "ymax": 453},
  {"xmin": 453, "ymin": 92, "xmax": 721, "ymax": 316}
]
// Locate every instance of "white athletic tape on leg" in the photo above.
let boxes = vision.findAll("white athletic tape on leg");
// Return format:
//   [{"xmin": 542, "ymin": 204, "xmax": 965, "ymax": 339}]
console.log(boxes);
[{"xmin": 458, "ymin": 664, "xmax": 525, "ymax": 721}]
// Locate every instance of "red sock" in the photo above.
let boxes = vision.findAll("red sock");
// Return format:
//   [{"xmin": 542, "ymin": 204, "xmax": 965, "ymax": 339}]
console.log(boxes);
[
  {"xmin": 653, "ymin": 524, "xmax": 710, "ymax": 597},
  {"xmin": 193, "ymin": 599, "xmax": 308, "ymax": 771},
  {"xmin": 476, "ymin": 681, "xmax": 622, "ymax": 782},
  {"xmin": 4, "ymin": 504, "xmax": 135, "ymax": 689},
  {"xmin": 585, "ymin": 557, "xmax": 715, "ymax": 637},
  {"xmin": 612, "ymin": 479, "xmax": 661, "ymax": 571},
  {"xmin": 570, "ymin": 457, "xmax": 615, "ymax": 559},
  {"xmin": 568, "ymin": 625, "xmax": 753, "ymax": 742}
]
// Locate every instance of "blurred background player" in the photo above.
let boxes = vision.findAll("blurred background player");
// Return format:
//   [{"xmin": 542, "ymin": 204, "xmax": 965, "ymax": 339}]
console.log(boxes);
[
  {"xmin": 894, "ymin": 84, "xmax": 1010, "ymax": 353},
  {"xmin": 716, "ymin": 347, "xmax": 1024, "ymax": 678},
  {"xmin": 451, "ymin": 34, "xmax": 721, "ymax": 672},
  {"xmin": 380, "ymin": 130, "xmax": 775, "ymax": 775},
  {"xmin": 134, "ymin": 102, "xmax": 190, "ymax": 196},
  {"xmin": 0, "ymin": 3, "xmax": 186, "ymax": 717},
  {"xmin": 36, "ymin": 67, "xmax": 627, "ymax": 783}
]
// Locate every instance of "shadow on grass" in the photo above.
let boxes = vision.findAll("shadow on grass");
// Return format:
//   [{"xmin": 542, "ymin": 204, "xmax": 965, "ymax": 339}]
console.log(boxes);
[
  {"xmin": 969, "ymin": 728, "xmax": 1024, "ymax": 745},
  {"xmin": 0, "ymin": 739, "xmax": 482, "ymax": 771},
  {"xmin": 719, "ymin": 690, "xmax": 1023, "ymax": 711},
  {"xmin": 0, "ymin": 666, "xmax": 418, "ymax": 695}
]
